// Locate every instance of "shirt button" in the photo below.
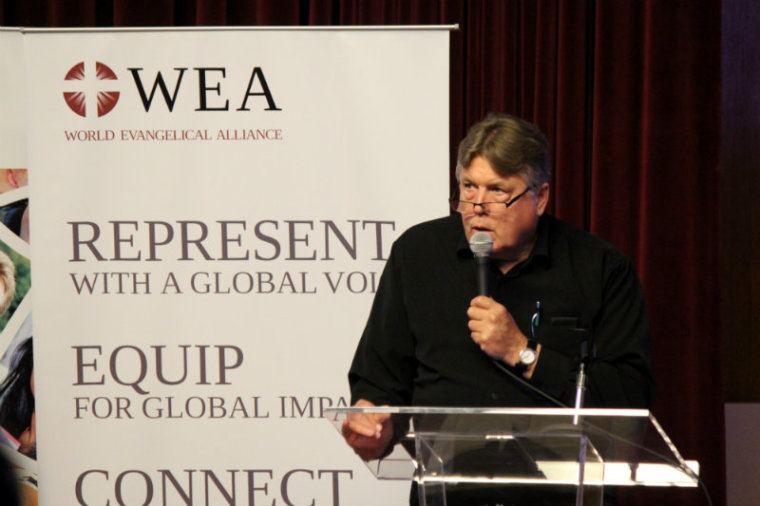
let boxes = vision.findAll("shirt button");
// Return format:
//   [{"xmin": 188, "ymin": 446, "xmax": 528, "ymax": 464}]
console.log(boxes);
[{"xmin": 490, "ymin": 392, "xmax": 499, "ymax": 400}]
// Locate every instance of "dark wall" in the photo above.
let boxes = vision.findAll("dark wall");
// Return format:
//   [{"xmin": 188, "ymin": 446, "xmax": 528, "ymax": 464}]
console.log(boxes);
[{"xmin": 722, "ymin": 0, "xmax": 760, "ymax": 403}]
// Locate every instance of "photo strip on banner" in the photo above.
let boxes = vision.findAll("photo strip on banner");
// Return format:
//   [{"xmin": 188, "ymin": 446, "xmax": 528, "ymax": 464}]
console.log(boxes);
[{"xmin": 0, "ymin": 26, "xmax": 36, "ymax": 506}]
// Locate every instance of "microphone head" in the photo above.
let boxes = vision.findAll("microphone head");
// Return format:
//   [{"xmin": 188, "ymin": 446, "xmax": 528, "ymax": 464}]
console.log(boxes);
[{"xmin": 469, "ymin": 232, "xmax": 493, "ymax": 258}]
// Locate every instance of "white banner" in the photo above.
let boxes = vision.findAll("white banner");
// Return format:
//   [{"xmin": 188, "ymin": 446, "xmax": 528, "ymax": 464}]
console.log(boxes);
[{"xmin": 23, "ymin": 27, "xmax": 450, "ymax": 505}]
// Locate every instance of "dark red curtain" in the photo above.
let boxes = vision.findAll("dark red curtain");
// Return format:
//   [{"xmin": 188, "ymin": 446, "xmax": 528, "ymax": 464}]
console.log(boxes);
[{"xmin": 1, "ymin": 1, "xmax": 724, "ymax": 504}]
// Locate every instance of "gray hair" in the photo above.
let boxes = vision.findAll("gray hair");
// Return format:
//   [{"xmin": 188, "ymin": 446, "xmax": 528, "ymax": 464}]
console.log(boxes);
[{"xmin": 456, "ymin": 114, "xmax": 551, "ymax": 188}]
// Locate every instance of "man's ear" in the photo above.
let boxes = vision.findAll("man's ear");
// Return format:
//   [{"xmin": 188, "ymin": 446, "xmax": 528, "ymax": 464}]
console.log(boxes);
[{"xmin": 535, "ymin": 182, "xmax": 550, "ymax": 216}]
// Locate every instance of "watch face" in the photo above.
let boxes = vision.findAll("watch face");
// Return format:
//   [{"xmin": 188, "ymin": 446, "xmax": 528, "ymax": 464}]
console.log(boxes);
[{"xmin": 519, "ymin": 348, "xmax": 536, "ymax": 365}]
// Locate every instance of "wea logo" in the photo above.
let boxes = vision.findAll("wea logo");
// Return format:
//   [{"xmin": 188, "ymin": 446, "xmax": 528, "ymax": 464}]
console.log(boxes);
[
  {"xmin": 63, "ymin": 61, "xmax": 281, "ymax": 118},
  {"xmin": 63, "ymin": 61, "xmax": 120, "ymax": 118}
]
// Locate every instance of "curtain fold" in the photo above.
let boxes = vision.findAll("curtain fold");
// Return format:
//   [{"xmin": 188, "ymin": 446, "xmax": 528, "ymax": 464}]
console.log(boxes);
[
  {"xmin": 0, "ymin": 1, "xmax": 725, "ymax": 504},
  {"xmin": 589, "ymin": 3, "xmax": 722, "ymax": 504}
]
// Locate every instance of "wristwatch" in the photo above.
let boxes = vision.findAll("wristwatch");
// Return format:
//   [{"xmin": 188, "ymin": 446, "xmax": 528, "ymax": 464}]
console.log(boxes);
[{"xmin": 518, "ymin": 339, "xmax": 538, "ymax": 368}]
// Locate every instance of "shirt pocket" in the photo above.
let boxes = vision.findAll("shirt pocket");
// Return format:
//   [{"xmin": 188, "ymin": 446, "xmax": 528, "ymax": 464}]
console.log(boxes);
[{"xmin": 539, "ymin": 316, "xmax": 590, "ymax": 358}]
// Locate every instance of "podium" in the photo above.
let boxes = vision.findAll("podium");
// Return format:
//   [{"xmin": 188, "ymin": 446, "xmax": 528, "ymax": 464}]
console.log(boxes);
[{"xmin": 325, "ymin": 407, "xmax": 699, "ymax": 506}]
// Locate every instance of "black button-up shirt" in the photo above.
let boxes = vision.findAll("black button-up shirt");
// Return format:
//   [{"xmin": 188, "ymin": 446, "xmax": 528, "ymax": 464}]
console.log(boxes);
[{"xmin": 349, "ymin": 213, "xmax": 654, "ymax": 409}]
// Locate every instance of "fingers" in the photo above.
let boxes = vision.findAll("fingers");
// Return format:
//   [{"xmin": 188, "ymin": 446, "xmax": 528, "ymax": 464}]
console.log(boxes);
[
  {"xmin": 469, "ymin": 295, "xmax": 495, "ymax": 309},
  {"xmin": 345, "ymin": 399, "xmax": 390, "ymax": 437},
  {"xmin": 341, "ymin": 400, "xmax": 394, "ymax": 461},
  {"xmin": 467, "ymin": 297, "xmax": 521, "ymax": 363},
  {"xmin": 342, "ymin": 412, "xmax": 383, "ymax": 438},
  {"xmin": 344, "ymin": 431, "xmax": 389, "ymax": 461},
  {"xmin": 468, "ymin": 296, "xmax": 505, "ymax": 321},
  {"xmin": 468, "ymin": 297, "xmax": 502, "ymax": 336}
]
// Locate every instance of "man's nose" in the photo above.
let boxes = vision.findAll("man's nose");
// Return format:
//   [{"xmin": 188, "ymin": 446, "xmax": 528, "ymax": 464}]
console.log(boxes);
[{"xmin": 472, "ymin": 190, "xmax": 488, "ymax": 213}]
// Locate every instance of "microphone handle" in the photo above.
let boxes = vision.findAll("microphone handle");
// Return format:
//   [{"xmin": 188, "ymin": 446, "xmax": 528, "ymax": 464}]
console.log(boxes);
[{"xmin": 475, "ymin": 255, "xmax": 489, "ymax": 296}]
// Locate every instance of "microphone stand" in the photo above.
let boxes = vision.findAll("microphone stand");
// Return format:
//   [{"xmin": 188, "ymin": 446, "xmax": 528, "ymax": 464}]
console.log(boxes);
[
  {"xmin": 573, "ymin": 333, "xmax": 592, "ymax": 506},
  {"xmin": 573, "ymin": 339, "xmax": 590, "ymax": 425}
]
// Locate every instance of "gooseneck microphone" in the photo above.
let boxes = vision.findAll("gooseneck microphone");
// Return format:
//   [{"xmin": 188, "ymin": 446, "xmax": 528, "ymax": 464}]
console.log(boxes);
[{"xmin": 469, "ymin": 232, "xmax": 493, "ymax": 296}]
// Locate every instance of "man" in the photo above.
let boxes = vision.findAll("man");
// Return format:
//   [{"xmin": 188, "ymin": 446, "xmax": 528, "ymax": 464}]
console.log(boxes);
[{"xmin": 342, "ymin": 114, "xmax": 654, "ymax": 503}]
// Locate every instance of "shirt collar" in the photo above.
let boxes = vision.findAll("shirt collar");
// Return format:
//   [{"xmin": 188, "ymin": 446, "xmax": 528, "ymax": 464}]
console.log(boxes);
[{"xmin": 455, "ymin": 214, "xmax": 551, "ymax": 268}]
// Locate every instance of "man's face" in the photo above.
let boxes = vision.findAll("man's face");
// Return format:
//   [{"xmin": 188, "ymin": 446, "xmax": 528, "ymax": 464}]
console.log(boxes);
[{"xmin": 458, "ymin": 155, "xmax": 549, "ymax": 264}]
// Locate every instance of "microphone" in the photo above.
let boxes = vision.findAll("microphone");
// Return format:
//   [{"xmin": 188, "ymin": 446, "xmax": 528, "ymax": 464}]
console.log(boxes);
[{"xmin": 469, "ymin": 232, "xmax": 493, "ymax": 296}]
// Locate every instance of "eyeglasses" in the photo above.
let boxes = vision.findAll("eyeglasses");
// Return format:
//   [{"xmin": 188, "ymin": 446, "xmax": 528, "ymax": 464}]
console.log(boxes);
[{"xmin": 449, "ymin": 187, "xmax": 532, "ymax": 214}]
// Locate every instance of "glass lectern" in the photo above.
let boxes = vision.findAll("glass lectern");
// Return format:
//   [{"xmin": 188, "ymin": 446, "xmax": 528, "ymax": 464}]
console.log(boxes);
[{"xmin": 324, "ymin": 407, "xmax": 698, "ymax": 506}]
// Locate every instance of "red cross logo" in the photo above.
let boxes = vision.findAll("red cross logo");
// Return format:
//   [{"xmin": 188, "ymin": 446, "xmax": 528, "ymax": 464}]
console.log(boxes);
[{"xmin": 63, "ymin": 61, "xmax": 120, "ymax": 117}]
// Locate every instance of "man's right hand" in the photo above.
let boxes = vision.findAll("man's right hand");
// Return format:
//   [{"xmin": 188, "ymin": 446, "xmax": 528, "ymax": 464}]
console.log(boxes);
[{"xmin": 341, "ymin": 399, "xmax": 394, "ymax": 461}]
